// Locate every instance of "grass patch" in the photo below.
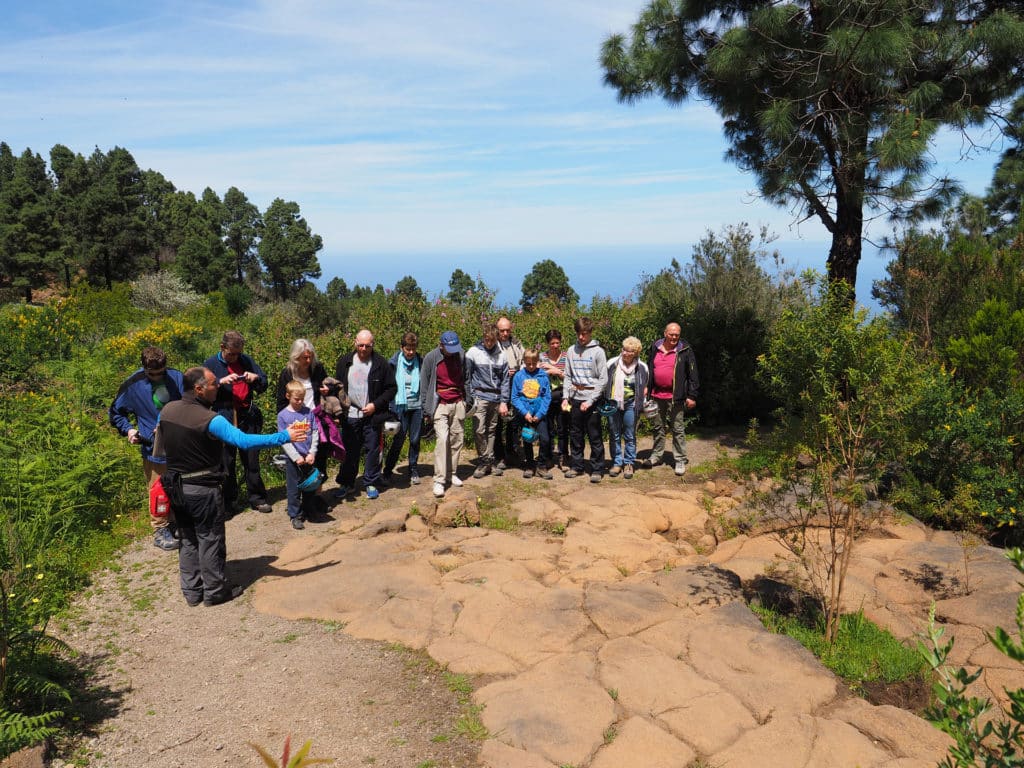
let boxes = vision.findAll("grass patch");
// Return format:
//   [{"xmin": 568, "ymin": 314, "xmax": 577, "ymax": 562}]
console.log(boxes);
[{"xmin": 752, "ymin": 605, "xmax": 928, "ymax": 689}]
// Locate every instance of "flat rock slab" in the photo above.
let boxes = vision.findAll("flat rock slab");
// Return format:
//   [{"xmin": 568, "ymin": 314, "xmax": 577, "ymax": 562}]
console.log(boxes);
[{"xmin": 251, "ymin": 477, "xmax": 981, "ymax": 768}]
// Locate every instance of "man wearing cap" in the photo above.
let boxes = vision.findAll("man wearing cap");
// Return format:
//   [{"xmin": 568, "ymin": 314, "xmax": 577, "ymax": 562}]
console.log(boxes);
[
  {"xmin": 646, "ymin": 322, "xmax": 699, "ymax": 474},
  {"xmin": 109, "ymin": 346, "xmax": 185, "ymax": 551},
  {"xmin": 421, "ymin": 331, "xmax": 468, "ymax": 499}
]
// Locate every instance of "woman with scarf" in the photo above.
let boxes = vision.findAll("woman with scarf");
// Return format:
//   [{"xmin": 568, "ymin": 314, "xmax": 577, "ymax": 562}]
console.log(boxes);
[
  {"xmin": 383, "ymin": 332, "xmax": 424, "ymax": 484},
  {"xmin": 603, "ymin": 336, "xmax": 649, "ymax": 480}
]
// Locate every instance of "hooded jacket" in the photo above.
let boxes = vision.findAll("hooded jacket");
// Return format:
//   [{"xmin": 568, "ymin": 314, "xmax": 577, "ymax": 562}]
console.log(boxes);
[
  {"xmin": 564, "ymin": 338, "xmax": 608, "ymax": 406},
  {"xmin": 465, "ymin": 342, "xmax": 511, "ymax": 405}
]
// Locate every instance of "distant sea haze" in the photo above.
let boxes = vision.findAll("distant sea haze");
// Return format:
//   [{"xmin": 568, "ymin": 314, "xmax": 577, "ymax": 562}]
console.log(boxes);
[{"xmin": 317, "ymin": 242, "xmax": 890, "ymax": 313}]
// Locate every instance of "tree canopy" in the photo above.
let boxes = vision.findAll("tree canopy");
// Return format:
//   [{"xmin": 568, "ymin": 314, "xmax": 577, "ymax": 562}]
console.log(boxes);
[
  {"xmin": 520, "ymin": 259, "xmax": 578, "ymax": 309},
  {"xmin": 602, "ymin": 0, "xmax": 1024, "ymax": 292},
  {"xmin": 258, "ymin": 198, "xmax": 323, "ymax": 300}
]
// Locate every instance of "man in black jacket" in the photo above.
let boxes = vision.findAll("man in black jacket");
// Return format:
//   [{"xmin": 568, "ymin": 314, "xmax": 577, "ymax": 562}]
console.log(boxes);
[
  {"xmin": 334, "ymin": 329, "xmax": 397, "ymax": 500},
  {"xmin": 645, "ymin": 323, "xmax": 699, "ymax": 475}
]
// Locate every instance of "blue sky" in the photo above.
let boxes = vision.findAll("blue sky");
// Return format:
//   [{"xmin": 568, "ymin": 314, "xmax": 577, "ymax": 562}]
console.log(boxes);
[{"xmin": 0, "ymin": 1, "xmax": 1008, "ymax": 306}]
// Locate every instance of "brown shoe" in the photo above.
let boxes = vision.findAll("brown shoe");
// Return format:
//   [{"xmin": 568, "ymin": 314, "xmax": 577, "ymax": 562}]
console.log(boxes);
[
  {"xmin": 609, "ymin": 465, "xmax": 622, "ymax": 477},
  {"xmin": 623, "ymin": 464, "xmax": 634, "ymax": 479}
]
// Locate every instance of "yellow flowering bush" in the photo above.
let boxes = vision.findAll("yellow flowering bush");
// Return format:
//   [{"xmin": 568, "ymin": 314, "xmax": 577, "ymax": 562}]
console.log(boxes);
[{"xmin": 103, "ymin": 317, "xmax": 204, "ymax": 371}]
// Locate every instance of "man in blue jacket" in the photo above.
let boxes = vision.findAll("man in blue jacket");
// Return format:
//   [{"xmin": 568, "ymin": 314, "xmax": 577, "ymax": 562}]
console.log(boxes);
[
  {"xmin": 203, "ymin": 331, "xmax": 272, "ymax": 514},
  {"xmin": 109, "ymin": 346, "xmax": 185, "ymax": 551}
]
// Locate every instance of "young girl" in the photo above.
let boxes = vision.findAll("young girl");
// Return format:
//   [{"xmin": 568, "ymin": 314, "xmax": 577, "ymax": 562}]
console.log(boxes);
[{"xmin": 277, "ymin": 380, "xmax": 320, "ymax": 529}]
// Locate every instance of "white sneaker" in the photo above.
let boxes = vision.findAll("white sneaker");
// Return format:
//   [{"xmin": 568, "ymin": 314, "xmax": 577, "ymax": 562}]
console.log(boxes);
[
  {"xmin": 433, "ymin": 482, "xmax": 446, "ymax": 498},
  {"xmin": 674, "ymin": 461, "xmax": 687, "ymax": 476},
  {"xmin": 451, "ymin": 475, "xmax": 463, "ymax": 487}
]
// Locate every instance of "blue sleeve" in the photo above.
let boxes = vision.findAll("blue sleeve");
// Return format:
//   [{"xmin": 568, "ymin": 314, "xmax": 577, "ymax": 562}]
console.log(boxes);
[
  {"xmin": 208, "ymin": 415, "xmax": 289, "ymax": 449},
  {"xmin": 537, "ymin": 372, "xmax": 551, "ymax": 417},
  {"xmin": 511, "ymin": 370, "xmax": 527, "ymax": 416}
]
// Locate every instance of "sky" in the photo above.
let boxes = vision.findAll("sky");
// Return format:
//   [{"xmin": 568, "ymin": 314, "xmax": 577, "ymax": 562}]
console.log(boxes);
[{"xmin": 0, "ymin": 0, "xmax": 1009, "ymax": 307}]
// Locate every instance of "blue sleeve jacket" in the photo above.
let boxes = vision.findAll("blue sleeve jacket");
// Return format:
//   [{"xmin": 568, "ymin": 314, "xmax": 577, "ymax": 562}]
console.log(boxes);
[
  {"xmin": 109, "ymin": 368, "xmax": 185, "ymax": 463},
  {"xmin": 511, "ymin": 368, "xmax": 551, "ymax": 419}
]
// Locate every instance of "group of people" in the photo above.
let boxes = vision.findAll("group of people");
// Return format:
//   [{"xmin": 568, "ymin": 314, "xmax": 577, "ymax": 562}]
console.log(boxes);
[{"xmin": 108, "ymin": 318, "xmax": 698, "ymax": 607}]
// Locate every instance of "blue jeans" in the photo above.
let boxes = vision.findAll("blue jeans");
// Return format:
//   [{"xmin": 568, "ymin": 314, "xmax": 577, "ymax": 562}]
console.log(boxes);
[
  {"xmin": 608, "ymin": 401, "xmax": 637, "ymax": 467},
  {"xmin": 384, "ymin": 407, "xmax": 423, "ymax": 475},
  {"xmin": 514, "ymin": 413, "xmax": 549, "ymax": 467}
]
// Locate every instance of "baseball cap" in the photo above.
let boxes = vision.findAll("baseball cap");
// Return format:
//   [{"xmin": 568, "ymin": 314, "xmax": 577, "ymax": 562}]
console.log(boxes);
[{"xmin": 440, "ymin": 331, "xmax": 462, "ymax": 354}]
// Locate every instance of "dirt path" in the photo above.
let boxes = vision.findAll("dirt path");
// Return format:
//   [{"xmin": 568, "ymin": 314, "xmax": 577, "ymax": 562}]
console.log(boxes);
[{"xmin": 52, "ymin": 433, "xmax": 729, "ymax": 768}]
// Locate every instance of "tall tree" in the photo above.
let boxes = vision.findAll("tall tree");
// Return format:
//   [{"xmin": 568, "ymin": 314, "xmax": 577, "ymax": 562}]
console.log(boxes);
[
  {"xmin": 986, "ymin": 94, "xmax": 1024, "ymax": 236},
  {"xmin": 0, "ymin": 149, "xmax": 60, "ymax": 302},
  {"xmin": 173, "ymin": 188, "xmax": 232, "ymax": 293},
  {"xmin": 49, "ymin": 144, "xmax": 92, "ymax": 286},
  {"xmin": 447, "ymin": 268, "xmax": 476, "ymax": 303},
  {"xmin": 393, "ymin": 275, "xmax": 424, "ymax": 301},
  {"xmin": 326, "ymin": 276, "xmax": 349, "ymax": 301},
  {"xmin": 222, "ymin": 186, "xmax": 262, "ymax": 284},
  {"xmin": 139, "ymin": 169, "xmax": 176, "ymax": 271},
  {"xmin": 258, "ymin": 198, "xmax": 323, "ymax": 299},
  {"xmin": 602, "ymin": 0, "xmax": 1024, "ymax": 292},
  {"xmin": 520, "ymin": 259, "xmax": 578, "ymax": 310}
]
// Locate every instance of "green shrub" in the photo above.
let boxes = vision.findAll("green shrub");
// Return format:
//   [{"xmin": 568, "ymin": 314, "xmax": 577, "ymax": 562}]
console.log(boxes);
[
  {"xmin": 922, "ymin": 547, "xmax": 1024, "ymax": 766},
  {"xmin": 897, "ymin": 369, "xmax": 1024, "ymax": 541},
  {"xmin": 944, "ymin": 299, "xmax": 1024, "ymax": 395}
]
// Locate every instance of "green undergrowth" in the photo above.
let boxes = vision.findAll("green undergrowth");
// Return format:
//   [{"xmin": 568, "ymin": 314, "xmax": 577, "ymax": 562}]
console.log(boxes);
[{"xmin": 752, "ymin": 605, "xmax": 928, "ymax": 690}]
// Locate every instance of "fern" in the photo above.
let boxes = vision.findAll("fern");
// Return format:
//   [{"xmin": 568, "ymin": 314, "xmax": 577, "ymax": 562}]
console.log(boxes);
[{"xmin": 0, "ymin": 707, "xmax": 62, "ymax": 757}]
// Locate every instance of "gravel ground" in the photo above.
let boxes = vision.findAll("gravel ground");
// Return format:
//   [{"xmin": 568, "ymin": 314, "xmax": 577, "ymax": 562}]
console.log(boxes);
[{"xmin": 53, "ymin": 505, "xmax": 480, "ymax": 768}]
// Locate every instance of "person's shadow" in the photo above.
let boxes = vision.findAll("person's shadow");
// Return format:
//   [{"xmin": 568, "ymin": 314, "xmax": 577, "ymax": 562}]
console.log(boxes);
[{"xmin": 227, "ymin": 555, "xmax": 340, "ymax": 591}]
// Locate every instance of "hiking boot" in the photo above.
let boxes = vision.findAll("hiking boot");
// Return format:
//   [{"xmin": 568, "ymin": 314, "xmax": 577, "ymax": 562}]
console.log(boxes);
[
  {"xmin": 153, "ymin": 528, "xmax": 180, "ymax": 551},
  {"xmin": 674, "ymin": 461, "xmax": 687, "ymax": 476},
  {"xmin": 590, "ymin": 472, "xmax": 602, "ymax": 484},
  {"xmin": 291, "ymin": 516, "xmax": 305, "ymax": 530},
  {"xmin": 609, "ymin": 465, "xmax": 622, "ymax": 477},
  {"xmin": 623, "ymin": 464, "xmax": 634, "ymax": 479},
  {"xmin": 252, "ymin": 502, "xmax": 273, "ymax": 514},
  {"xmin": 333, "ymin": 485, "xmax": 352, "ymax": 500},
  {"xmin": 539, "ymin": 465, "xmax": 553, "ymax": 480},
  {"xmin": 563, "ymin": 469, "xmax": 579, "ymax": 479},
  {"xmin": 491, "ymin": 464, "xmax": 504, "ymax": 477},
  {"xmin": 410, "ymin": 471, "xmax": 421, "ymax": 485},
  {"xmin": 433, "ymin": 482, "xmax": 446, "ymax": 498},
  {"xmin": 496, "ymin": 459, "xmax": 508, "ymax": 472},
  {"xmin": 204, "ymin": 584, "xmax": 244, "ymax": 607},
  {"xmin": 473, "ymin": 464, "xmax": 490, "ymax": 479},
  {"xmin": 523, "ymin": 468, "xmax": 534, "ymax": 479},
  {"xmin": 365, "ymin": 485, "xmax": 380, "ymax": 500}
]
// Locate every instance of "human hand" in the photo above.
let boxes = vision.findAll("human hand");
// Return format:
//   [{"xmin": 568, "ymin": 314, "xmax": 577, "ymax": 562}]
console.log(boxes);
[
  {"xmin": 685, "ymin": 398, "xmax": 696, "ymax": 410},
  {"xmin": 286, "ymin": 421, "xmax": 310, "ymax": 443},
  {"xmin": 580, "ymin": 401, "xmax": 590, "ymax": 412},
  {"xmin": 127, "ymin": 428, "xmax": 140, "ymax": 444},
  {"xmin": 362, "ymin": 402, "xmax": 376, "ymax": 417},
  {"xmin": 221, "ymin": 373, "xmax": 238, "ymax": 385},
  {"xmin": 499, "ymin": 403, "xmax": 509, "ymax": 418}
]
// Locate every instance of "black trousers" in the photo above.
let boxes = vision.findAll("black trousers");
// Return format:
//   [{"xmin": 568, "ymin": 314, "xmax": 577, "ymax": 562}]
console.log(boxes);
[
  {"xmin": 569, "ymin": 399, "xmax": 605, "ymax": 474},
  {"xmin": 177, "ymin": 484, "xmax": 228, "ymax": 605},
  {"xmin": 222, "ymin": 408, "xmax": 268, "ymax": 508}
]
